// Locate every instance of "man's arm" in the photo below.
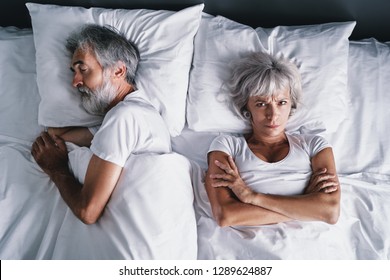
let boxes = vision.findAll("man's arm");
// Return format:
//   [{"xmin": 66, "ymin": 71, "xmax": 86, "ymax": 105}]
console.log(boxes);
[
  {"xmin": 31, "ymin": 132, "xmax": 122, "ymax": 224},
  {"xmin": 48, "ymin": 127, "xmax": 93, "ymax": 147}
]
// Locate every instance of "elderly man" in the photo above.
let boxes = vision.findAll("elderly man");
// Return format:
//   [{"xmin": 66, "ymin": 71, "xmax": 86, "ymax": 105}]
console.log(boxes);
[{"xmin": 31, "ymin": 24, "xmax": 171, "ymax": 224}]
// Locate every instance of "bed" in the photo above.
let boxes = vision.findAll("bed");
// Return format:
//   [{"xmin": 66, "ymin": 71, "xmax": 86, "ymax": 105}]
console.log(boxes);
[{"xmin": 0, "ymin": 0, "xmax": 389, "ymax": 260}]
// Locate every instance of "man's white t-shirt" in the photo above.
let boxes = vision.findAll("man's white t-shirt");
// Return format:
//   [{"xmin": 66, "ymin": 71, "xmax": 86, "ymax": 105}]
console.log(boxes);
[
  {"xmin": 90, "ymin": 89, "xmax": 171, "ymax": 167},
  {"xmin": 208, "ymin": 133, "xmax": 331, "ymax": 195}
]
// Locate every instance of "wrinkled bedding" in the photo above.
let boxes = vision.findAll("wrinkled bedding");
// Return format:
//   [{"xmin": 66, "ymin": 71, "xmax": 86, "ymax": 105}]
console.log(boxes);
[
  {"xmin": 1, "ymin": 12, "xmax": 390, "ymax": 260},
  {"xmin": 0, "ymin": 142, "xmax": 197, "ymax": 259}
]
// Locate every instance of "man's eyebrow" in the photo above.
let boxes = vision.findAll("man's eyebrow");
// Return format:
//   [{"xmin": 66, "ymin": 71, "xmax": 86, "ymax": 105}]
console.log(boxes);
[{"xmin": 70, "ymin": 60, "xmax": 83, "ymax": 72}]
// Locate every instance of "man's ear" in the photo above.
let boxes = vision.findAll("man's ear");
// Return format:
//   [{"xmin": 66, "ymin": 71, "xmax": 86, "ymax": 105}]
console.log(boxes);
[{"xmin": 113, "ymin": 61, "xmax": 127, "ymax": 80}]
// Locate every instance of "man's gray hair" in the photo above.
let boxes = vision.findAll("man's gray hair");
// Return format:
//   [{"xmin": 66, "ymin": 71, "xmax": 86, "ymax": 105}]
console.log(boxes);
[
  {"xmin": 228, "ymin": 51, "xmax": 302, "ymax": 118},
  {"xmin": 66, "ymin": 24, "xmax": 140, "ymax": 85}
]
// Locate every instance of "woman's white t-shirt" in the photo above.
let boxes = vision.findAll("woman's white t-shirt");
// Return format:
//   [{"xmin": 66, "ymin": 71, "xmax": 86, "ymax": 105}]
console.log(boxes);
[{"xmin": 208, "ymin": 133, "xmax": 331, "ymax": 195}]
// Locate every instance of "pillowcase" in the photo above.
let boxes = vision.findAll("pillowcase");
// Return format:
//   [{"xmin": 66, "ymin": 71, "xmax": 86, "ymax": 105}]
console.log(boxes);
[
  {"xmin": 0, "ymin": 26, "xmax": 43, "ymax": 142},
  {"xmin": 26, "ymin": 2, "xmax": 204, "ymax": 136},
  {"xmin": 329, "ymin": 39, "xmax": 390, "ymax": 175},
  {"xmin": 187, "ymin": 14, "xmax": 356, "ymax": 134}
]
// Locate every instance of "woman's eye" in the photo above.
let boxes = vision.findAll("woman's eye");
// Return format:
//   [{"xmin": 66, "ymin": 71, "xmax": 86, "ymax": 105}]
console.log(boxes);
[
  {"xmin": 255, "ymin": 102, "xmax": 266, "ymax": 107},
  {"xmin": 279, "ymin": 100, "xmax": 288, "ymax": 105}
]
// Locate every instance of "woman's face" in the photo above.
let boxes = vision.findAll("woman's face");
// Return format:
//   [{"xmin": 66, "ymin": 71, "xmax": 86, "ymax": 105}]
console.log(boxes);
[{"xmin": 246, "ymin": 87, "xmax": 292, "ymax": 138}]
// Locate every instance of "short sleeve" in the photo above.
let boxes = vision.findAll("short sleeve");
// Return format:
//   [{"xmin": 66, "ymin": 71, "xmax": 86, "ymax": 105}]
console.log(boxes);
[
  {"xmin": 88, "ymin": 125, "xmax": 101, "ymax": 136},
  {"xmin": 208, "ymin": 134, "xmax": 236, "ymax": 156},
  {"xmin": 306, "ymin": 135, "xmax": 332, "ymax": 158},
  {"xmin": 90, "ymin": 106, "xmax": 140, "ymax": 167}
]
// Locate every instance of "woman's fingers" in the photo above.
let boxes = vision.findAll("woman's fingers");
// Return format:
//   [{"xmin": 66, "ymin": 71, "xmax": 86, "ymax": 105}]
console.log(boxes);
[
  {"xmin": 214, "ymin": 159, "xmax": 235, "ymax": 175},
  {"xmin": 210, "ymin": 173, "xmax": 234, "ymax": 181},
  {"xmin": 227, "ymin": 156, "xmax": 239, "ymax": 173},
  {"xmin": 311, "ymin": 170, "xmax": 336, "ymax": 185},
  {"xmin": 211, "ymin": 181, "xmax": 230, "ymax": 188},
  {"xmin": 308, "ymin": 177, "xmax": 338, "ymax": 194},
  {"xmin": 323, "ymin": 185, "xmax": 338, "ymax": 193},
  {"xmin": 306, "ymin": 167, "xmax": 339, "ymax": 194}
]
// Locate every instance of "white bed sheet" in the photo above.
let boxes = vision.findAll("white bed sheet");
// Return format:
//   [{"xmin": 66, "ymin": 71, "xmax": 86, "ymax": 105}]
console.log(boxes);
[
  {"xmin": 0, "ymin": 141, "xmax": 198, "ymax": 260},
  {"xmin": 1, "ymin": 27, "xmax": 390, "ymax": 260},
  {"xmin": 171, "ymin": 38, "xmax": 390, "ymax": 260},
  {"xmin": 173, "ymin": 132, "xmax": 390, "ymax": 259},
  {"xmin": 190, "ymin": 165, "xmax": 390, "ymax": 259},
  {"xmin": 0, "ymin": 25, "xmax": 199, "ymax": 260}
]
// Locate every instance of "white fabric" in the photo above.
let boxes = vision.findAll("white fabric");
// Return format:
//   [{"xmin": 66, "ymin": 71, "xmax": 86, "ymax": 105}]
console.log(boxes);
[
  {"xmin": 170, "ymin": 38, "xmax": 390, "ymax": 260},
  {"xmin": 0, "ymin": 27, "xmax": 42, "ymax": 142},
  {"xmin": 172, "ymin": 128, "xmax": 221, "ymax": 171},
  {"xmin": 257, "ymin": 23, "xmax": 355, "ymax": 134},
  {"xmin": 192, "ymin": 167, "xmax": 390, "ymax": 259},
  {"xmin": 208, "ymin": 133, "xmax": 330, "ymax": 195},
  {"xmin": 0, "ymin": 142, "xmax": 66, "ymax": 259},
  {"xmin": 51, "ymin": 149, "xmax": 198, "ymax": 260},
  {"xmin": 0, "ymin": 141, "xmax": 197, "ymax": 259},
  {"xmin": 328, "ymin": 39, "xmax": 390, "ymax": 175},
  {"xmin": 187, "ymin": 14, "xmax": 355, "ymax": 134},
  {"xmin": 26, "ymin": 2, "xmax": 204, "ymax": 136},
  {"xmin": 1, "ymin": 20, "xmax": 390, "ymax": 261},
  {"xmin": 90, "ymin": 90, "xmax": 171, "ymax": 167}
]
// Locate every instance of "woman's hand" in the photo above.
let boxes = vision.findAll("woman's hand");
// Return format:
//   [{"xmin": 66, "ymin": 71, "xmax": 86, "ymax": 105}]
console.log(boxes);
[
  {"xmin": 210, "ymin": 155, "xmax": 255, "ymax": 204},
  {"xmin": 305, "ymin": 168, "xmax": 338, "ymax": 194}
]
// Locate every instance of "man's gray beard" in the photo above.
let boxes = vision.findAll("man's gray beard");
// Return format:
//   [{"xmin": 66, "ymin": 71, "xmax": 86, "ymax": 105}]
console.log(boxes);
[{"xmin": 78, "ymin": 79, "xmax": 117, "ymax": 116}]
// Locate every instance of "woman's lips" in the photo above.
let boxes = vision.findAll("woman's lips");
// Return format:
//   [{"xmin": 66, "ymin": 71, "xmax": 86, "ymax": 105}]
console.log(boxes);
[{"xmin": 266, "ymin": 124, "xmax": 280, "ymax": 129}]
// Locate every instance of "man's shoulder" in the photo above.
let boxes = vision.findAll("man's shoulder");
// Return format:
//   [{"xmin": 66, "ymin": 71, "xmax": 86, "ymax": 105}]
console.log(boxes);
[
  {"xmin": 111, "ymin": 95, "xmax": 155, "ymax": 115},
  {"xmin": 103, "ymin": 96, "xmax": 160, "ymax": 130}
]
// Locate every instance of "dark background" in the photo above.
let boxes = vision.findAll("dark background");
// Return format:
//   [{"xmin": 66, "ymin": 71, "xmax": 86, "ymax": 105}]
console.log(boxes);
[{"xmin": 1, "ymin": 0, "xmax": 390, "ymax": 41}]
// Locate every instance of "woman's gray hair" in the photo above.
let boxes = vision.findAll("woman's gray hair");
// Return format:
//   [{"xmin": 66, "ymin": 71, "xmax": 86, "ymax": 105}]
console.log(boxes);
[
  {"xmin": 66, "ymin": 24, "xmax": 140, "ymax": 85},
  {"xmin": 228, "ymin": 51, "xmax": 302, "ymax": 118}
]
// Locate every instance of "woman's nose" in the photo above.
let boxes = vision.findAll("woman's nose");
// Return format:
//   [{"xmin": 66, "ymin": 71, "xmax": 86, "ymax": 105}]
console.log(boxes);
[{"xmin": 266, "ymin": 105, "xmax": 279, "ymax": 120}]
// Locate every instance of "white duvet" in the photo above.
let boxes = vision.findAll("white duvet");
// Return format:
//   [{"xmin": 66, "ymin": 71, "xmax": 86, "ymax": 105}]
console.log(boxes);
[
  {"xmin": 1, "ymin": 27, "xmax": 390, "ymax": 260},
  {"xmin": 191, "ymin": 165, "xmax": 390, "ymax": 259},
  {"xmin": 169, "ymin": 37, "xmax": 390, "ymax": 260},
  {"xmin": 0, "ymin": 140, "xmax": 197, "ymax": 259}
]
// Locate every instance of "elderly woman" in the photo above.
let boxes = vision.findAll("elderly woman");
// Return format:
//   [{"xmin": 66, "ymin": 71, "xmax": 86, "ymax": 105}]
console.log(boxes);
[{"xmin": 205, "ymin": 52, "xmax": 340, "ymax": 227}]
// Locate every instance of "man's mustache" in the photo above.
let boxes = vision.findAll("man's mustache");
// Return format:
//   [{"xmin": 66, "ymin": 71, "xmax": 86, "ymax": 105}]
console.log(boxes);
[{"xmin": 78, "ymin": 87, "xmax": 95, "ymax": 100}]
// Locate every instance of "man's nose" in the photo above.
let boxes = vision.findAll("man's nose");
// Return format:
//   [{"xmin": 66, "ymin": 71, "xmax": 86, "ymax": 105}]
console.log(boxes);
[{"xmin": 72, "ymin": 73, "xmax": 83, "ymax": 88}]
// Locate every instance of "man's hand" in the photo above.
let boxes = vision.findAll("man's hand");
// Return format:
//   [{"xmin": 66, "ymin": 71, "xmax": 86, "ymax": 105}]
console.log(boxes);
[{"xmin": 31, "ymin": 132, "xmax": 69, "ymax": 176}]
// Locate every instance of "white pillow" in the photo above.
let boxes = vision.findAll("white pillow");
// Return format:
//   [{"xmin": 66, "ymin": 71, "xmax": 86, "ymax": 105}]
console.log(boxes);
[
  {"xmin": 26, "ymin": 2, "xmax": 204, "ymax": 136},
  {"xmin": 329, "ymin": 39, "xmax": 390, "ymax": 175},
  {"xmin": 0, "ymin": 26, "xmax": 43, "ymax": 142},
  {"xmin": 187, "ymin": 15, "xmax": 356, "ymax": 134}
]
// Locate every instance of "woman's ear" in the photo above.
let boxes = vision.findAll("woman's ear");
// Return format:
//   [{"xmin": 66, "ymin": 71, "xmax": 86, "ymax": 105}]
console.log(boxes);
[{"xmin": 242, "ymin": 109, "xmax": 252, "ymax": 120}]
